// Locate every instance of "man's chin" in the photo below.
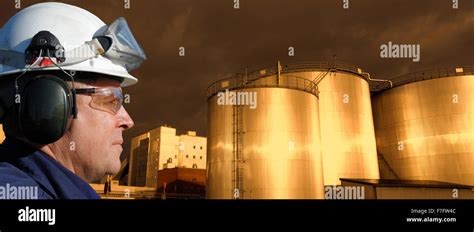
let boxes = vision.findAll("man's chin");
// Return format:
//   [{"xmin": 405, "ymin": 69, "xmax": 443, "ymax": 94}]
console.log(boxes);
[
  {"xmin": 94, "ymin": 154, "xmax": 122, "ymax": 181},
  {"xmin": 107, "ymin": 159, "xmax": 122, "ymax": 176}
]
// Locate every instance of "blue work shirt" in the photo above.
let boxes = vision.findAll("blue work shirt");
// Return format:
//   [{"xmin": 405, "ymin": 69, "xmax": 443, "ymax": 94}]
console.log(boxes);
[{"xmin": 0, "ymin": 138, "xmax": 100, "ymax": 199}]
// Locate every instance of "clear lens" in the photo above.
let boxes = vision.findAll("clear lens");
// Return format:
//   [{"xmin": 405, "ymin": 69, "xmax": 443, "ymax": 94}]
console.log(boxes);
[
  {"xmin": 78, "ymin": 87, "xmax": 123, "ymax": 115},
  {"xmin": 61, "ymin": 17, "xmax": 147, "ymax": 72},
  {"xmin": 111, "ymin": 18, "xmax": 143, "ymax": 57},
  {"xmin": 104, "ymin": 17, "xmax": 146, "ymax": 71}
]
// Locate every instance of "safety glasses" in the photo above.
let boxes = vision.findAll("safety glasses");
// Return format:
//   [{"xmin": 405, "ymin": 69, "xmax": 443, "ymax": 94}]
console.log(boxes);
[{"xmin": 75, "ymin": 87, "xmax": 123, "ymax": 115}]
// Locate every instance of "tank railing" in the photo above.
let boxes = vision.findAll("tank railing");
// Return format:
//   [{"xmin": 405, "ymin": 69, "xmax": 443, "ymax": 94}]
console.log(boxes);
[
  {"xmin": 207, "ymin": 73, "xmax": 319, "ymax": 98},
  {"xmin": 207, "ymin": 61, "xmax": 367, "ymax": 98},
  {"xmin": 370, "ymin": 65, "xmax": 474, "ymax": 92},
  {"xmin": 279, "ymin": 61, "xmax": 363, "ymax": 77},
  {"xmin": 363, "ymin": 72, "xmax": 393, "ymax": 90}
]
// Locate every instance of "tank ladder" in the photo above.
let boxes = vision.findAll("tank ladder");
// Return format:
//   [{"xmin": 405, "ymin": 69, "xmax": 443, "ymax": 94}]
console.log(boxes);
[
  {"xmin": 232, "ymin": 90, "xmax": 245, "ymax": 199},
  {"xmin": 309, "ymin": 68, "xmax": 335, "ymax": 92}
]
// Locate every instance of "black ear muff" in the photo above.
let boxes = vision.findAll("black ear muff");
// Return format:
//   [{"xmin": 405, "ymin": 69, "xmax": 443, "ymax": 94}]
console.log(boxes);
[{"xmin": 17, "ymin": 75, "xmax": 74, "ymax": 144}]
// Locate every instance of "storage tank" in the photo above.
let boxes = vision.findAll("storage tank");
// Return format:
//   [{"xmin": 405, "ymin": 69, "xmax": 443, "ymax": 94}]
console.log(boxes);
[
  {"xmin": 372, "ymin": 66, "xmax": 474, "ymax": 186},
  {"xmin": 207, "ymin": 71, "xmax": 324, "ymax": 199},
  {"xmin": 206, "ymin": 61, "xmax": 381, "ymax": 198},
  {"xmin": 281, "ymin": 63, "xmax": 380, "ymax": 186}
]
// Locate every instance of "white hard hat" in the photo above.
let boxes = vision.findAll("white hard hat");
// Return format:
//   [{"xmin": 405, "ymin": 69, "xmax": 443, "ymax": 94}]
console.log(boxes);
[{"xmin": 0, "ymin": 2, "xmax": 144, "ymax": 86}]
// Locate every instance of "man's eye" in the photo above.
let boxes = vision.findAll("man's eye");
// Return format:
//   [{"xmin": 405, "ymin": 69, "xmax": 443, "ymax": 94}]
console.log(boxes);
[
  {"xmin": 104, "ymin": 98, "xmax": 120, "ymax": 107},
  {"xmin": 101, "ymin": 95, "xmax": 116, "ymax": 103}
]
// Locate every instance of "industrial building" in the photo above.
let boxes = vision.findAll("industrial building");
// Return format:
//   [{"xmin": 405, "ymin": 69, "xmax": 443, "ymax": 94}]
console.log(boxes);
[
  {"xmin": 206, "ymin": 61, "xmax": 474, "ymax": 199},
  {"xmin": 155, "ymin": 168, "xmax": 206, "ymax": 199},
  {"xmin": 127, "ymin": 126, "xmax": 207, "ymax": 188}
]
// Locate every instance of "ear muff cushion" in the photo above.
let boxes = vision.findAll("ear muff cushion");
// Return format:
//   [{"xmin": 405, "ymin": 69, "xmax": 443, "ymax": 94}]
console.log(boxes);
[{"xmin": 18, "ymin": 75, "xmax": 73, "ymax": 144}]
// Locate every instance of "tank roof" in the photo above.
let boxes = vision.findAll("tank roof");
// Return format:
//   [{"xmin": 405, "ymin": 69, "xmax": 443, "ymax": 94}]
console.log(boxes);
[
  {"xmin": 370, "ymin": 65, "xmax": 474, "ymax": 93},
  {"xmin": 207, "ymin": 61, "xmax": 369, "ymax": 98}
]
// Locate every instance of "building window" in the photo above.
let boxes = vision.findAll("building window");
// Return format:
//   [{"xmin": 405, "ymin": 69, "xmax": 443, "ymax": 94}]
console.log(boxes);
[
  {"xmin": 186, "ymin": 155, "xmax": 189, "ymax": 158},
  {"xmin": 192, "ymin": 164, "xmax": 197, "ymax": 169},
  {"xmin": 200, "ymin": 156, "xmax": 203, "ymax": 160},
  {"xmin": 175, "ymin": 155, "xmax": 177, "ymax": 158},
  {"xmin": 193, "ymin": 145, "xmax": 196, "ymax": 149},
  {"xmin": 200, "ymin": 146, "xmax": 203, "ymax": 150},
  {"xmin": 193, "ymin": 155, "xmax": 196, "ymax": 159}
]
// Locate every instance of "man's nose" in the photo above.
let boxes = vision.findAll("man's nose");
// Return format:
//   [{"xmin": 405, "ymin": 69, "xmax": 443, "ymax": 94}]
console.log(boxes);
[{"xmin": 116, "ymin": 106, "xmax": 134, "ymax": 130}]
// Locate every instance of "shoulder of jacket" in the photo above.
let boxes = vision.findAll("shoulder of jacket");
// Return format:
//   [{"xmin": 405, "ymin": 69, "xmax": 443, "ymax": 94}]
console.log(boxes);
[
  {"xmin": 0, "ymin": 162, "xmax": 39, "ymax": 187},
  {"xmin": 0, "ymin": 162, "xmax": 55, "ymax": 199}
]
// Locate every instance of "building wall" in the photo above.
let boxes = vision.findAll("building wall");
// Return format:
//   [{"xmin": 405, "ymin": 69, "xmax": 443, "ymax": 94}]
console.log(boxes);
[
  {"xmin": 129, "ymin": 133, "xmax": 154, "ymax": 187},
  {"xmin": 156, "ymin": 168, "xmax": 207, "ymax": 187},
  {"xmin": 128, "ymin": 126, "xmax": 207, "ymax": 187},
  {"xmin": 157, "ymin": 127, "xmax": 179, "ymax": 170},
  {"xmin": 178, "ymin": 133, "xmax": 207, "ymax": 169}
]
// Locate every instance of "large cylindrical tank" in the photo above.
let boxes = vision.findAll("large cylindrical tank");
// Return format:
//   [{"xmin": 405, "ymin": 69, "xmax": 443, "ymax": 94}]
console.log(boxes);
[
  {"xmin": 319, "ymin": 71, "xmax": 380, "ymax": 186},
  {"xmin": 207, "ymin": 62, "xmax": 381, "ymax": 198},
  {"xmin": 372, "ymin": 66, "xmax": 474, "ymax": 186},
  {"xmin": 284, "ymin": 67, "xmax": 380, "ymax": 186},
  {"xmin": 207, "ymin": 74, "xmax": 324, "ymax": 199}
]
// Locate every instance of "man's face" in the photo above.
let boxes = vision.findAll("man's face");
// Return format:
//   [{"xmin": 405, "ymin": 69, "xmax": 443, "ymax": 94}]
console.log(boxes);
[{"xmin": 63, "ymin": 78, "xmax": 134, "ymax": 182}]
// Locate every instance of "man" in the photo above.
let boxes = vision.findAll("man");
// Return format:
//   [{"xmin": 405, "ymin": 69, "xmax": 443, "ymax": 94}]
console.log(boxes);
[{"xmin": 0, "ymin": 3, "xmax": 146, "ymax": 199}]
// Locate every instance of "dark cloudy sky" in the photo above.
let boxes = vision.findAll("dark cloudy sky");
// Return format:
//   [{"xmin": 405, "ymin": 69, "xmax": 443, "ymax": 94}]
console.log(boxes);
[{"xmin": 1, "ymin": 0, "xmax": 473, "ymax": 158}]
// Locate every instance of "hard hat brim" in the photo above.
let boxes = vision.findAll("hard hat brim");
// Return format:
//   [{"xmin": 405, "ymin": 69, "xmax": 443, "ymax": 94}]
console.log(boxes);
[{"xmin": 0, "ymin": 56, "xmax": 138, "ymax": 87}]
